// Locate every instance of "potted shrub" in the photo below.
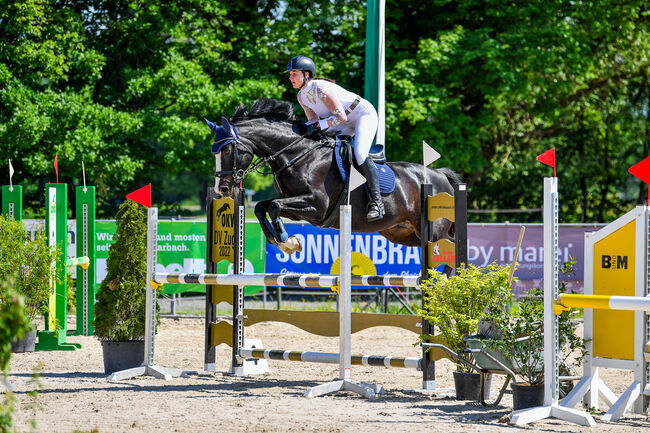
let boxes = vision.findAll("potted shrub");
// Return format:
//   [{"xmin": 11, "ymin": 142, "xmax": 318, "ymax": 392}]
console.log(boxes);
[
  {"xmin": 0, "ymin": 215, "xmax": 57, "ymax": 352},
  {"xmin": 482, "ymin": 259, "xmax": 587, "ymax": 410},
  {"xmin": 93, "ymin": 200, "xmax": 159, "ymax": 374},
  {"xmin": 419, "ymin": 262, "xmax": 512, "ymax": 400}
]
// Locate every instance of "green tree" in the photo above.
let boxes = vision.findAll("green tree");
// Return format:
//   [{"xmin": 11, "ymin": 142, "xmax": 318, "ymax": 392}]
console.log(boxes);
[
  {"xmin": 384, "ymin": 0, "xmax": 650, "ymax": 222},
  {"xmin": 2, "ymin": 1, "xmax": 648, "ymax": 223},
  {"xmin": 93, "ymin": 200, "xmax": 155, "ymax": 341}
]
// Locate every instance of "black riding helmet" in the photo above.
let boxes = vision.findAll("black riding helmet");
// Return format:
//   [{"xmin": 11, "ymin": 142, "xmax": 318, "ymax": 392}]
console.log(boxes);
[{"xmin": 286, "ymin": 55, "xmax": 316, "ymax": 79}]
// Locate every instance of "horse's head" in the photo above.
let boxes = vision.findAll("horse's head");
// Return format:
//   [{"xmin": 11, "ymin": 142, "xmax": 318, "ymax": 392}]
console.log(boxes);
[
  {"xmin": 205, "ymin": 99, "xmax": 305, "ymax": 197},
  {"xmin": 204, "ymin": 116, "xmax": 255, "ymax": 197}
]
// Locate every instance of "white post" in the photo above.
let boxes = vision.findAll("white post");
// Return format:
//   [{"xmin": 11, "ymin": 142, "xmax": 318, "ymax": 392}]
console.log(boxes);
[
  {"xmin": 303, "ymin": 205, "xmax": 383, "ymax": 398},
  {"xmin": 144, "ymin": 207, "xmax": 158, "ymax": 366},
  {"xmin": 543, "ymin": 177, "xmax": 559, "ymax": 406},
  {"xmin": 339, "ymin": 204, "xmax": 352, "ymax": 381},
  {"xmin": 108, "ymin": 207, "xmax": 184, "ymax": 381},
  {"xmin": 511, "ymin": 177, "xmax": 595, "ymax": 426}
]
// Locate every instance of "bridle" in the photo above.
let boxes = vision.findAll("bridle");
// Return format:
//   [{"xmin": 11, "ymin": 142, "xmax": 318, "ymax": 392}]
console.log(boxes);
[{"xmin": 211, "ymin": 119, "xmax": 329, "ymax": 185}]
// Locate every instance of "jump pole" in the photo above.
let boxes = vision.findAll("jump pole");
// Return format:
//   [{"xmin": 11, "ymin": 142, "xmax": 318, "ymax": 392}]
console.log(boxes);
[{"xmin": 161, "ymin": 180, "xmax": 466, "ymax": 391}]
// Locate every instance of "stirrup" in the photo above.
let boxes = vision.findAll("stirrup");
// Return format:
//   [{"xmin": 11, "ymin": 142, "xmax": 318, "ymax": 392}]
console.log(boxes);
[{"xmin": 366, "ymin": 201, "xmax": 385, "ymax": 222}]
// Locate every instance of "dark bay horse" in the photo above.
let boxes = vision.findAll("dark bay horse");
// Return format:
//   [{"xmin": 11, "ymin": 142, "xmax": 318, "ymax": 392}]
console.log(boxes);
[{"xmin": 206, "ymin": 99, "xmax": 461, "ymax": 254}]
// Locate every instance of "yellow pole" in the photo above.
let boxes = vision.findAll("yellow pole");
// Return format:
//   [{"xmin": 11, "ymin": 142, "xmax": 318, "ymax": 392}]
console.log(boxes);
[{"xmin": 554, "ymin": 294, "xmax": 612, "ymax": 314}]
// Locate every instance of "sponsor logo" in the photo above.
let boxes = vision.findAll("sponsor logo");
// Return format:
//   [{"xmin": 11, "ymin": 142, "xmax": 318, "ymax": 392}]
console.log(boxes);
[{"xmin": 601, "ymin": 254, "xmax": 628, "ymax": 269}]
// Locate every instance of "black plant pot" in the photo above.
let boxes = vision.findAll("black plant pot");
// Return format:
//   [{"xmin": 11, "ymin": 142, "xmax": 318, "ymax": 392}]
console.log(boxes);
[
  {"xmin": 11, "ymin": 326, "xmax": 37, "ymax": 353},
  {"xmin": 101, "ymin": 340, "xmax": 145, "ymax": 375},
  {"xmin": 511, "ymin": 383, "xmax": 545, "ymax": 410},
  {"xmin": 453, "ymin": 372, "xmax": 480, "ymax": 400}
]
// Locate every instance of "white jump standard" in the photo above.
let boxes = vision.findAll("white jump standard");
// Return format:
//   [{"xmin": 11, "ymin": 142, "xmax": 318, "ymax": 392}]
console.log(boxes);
[
  {"xmin": 511, "ymin": 177, "xmax": 650, "ymax": 426},
  {"xmin": 108, "ymin": 206, "xmax": 184, "ymax": 381}
]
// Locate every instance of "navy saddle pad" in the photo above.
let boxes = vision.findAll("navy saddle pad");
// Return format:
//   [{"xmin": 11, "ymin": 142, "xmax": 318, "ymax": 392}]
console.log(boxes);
[{"xmin": 334, "ymin": 139, "xmax": 395, "ymax": 194}]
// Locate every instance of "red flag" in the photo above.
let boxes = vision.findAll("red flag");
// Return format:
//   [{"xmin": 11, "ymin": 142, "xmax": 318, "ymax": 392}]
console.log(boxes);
[
  {"xmin": 54, "ymin": 154, "xmax": 59, "ymax": 183},
  {"xmin": 536, "ymin": 148, "xmax": 556, "ymax": 177},
  {"xmin": 629, "ymin": 156, "xmax": 650, "ymax": 205},
  {"xmin": 126, "ymin": 184, "xmax": 152, "ymax": 208}
]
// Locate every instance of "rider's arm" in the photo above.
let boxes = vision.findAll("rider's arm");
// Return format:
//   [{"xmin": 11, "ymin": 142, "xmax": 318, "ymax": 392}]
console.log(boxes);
[
  {"xmin": 316, "ymin": 84, "xmax": 347, "ymax": 130},
  {"xmin": 297, "ymin": 93, "xmax": 319, "ymax": 124}
]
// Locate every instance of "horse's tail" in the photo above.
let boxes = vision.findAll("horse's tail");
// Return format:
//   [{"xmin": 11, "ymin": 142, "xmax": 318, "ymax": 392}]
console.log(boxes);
[{"xmin": 437, "ymin": 167, "xmax": 463, "ymax": 188}]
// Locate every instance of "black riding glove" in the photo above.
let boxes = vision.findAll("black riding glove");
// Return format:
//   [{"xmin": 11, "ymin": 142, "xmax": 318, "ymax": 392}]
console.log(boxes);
[{"xmin": 305, "ymin": 122, "xmax": 320, "ymax": 135}]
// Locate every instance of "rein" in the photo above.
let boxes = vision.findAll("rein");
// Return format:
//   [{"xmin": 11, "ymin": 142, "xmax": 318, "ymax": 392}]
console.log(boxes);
[{"xmin": 216, "ymin": 131, "xmax": 330, "ymax": 183}]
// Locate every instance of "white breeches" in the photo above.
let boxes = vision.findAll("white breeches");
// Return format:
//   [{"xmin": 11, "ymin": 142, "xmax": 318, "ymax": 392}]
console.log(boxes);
[{"xmin": 328, "ymin": 99, "xmax": 378, "ymax": 165}]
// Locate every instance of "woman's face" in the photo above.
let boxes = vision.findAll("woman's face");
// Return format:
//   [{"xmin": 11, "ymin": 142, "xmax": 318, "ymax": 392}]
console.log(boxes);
[{"xmin": 289, "ymin": 70, "xmax": 305, "ymax": 89}]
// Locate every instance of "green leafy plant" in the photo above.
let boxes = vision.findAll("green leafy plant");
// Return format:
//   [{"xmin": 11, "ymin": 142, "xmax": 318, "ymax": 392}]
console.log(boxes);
[
  {"xmin": 93, "ymin": 200, "xmax": 159, "ymax": 341},
  {"xmin": 0, "ymin": 281, "xmax": 32, "ymax": 372},
  {"xmin": 483, "ymin": 258, "xmax": 587, "ymax": 385},
  {"xmin": 0, "ymin": 216, "xmax": 57, "ymax": 322},
  {"xmin": 418, "ymin": 262, "xmax": 513, "ymax": 372},
  {"xmin": 0, "ymin": 278, "xmax": 32, "ymax": 433}
]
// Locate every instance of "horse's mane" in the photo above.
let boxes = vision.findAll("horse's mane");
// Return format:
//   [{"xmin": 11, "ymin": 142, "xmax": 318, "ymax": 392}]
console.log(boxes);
[{"xmin": 231, "ymin": 98, "xmax": 297, "ymax": 123}]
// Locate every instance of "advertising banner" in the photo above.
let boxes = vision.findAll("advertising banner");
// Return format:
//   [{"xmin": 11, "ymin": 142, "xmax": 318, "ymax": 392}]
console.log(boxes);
[
  {"xmin": 266, "ymin": 222, "xmax": 603, "ymax": 296},
  {"xmin": 266, "ymin": 223, "xmax": 427, "ymax": 289},
  {"xmin": 93, "ymin": 220, "xmax": 265, "ymax": 295},
  {"xmin": 467, "ymin": 224, "xmax": 601, "ymax": 296},
  {"xmin": 23, "ymin": 218, "xmax": 603, "ymax": 297}
]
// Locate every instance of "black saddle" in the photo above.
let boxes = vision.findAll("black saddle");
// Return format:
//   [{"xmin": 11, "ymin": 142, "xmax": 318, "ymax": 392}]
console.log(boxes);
[{"xmin": 335, "ymin": 135, "xmax": 386, "ymax": 164}]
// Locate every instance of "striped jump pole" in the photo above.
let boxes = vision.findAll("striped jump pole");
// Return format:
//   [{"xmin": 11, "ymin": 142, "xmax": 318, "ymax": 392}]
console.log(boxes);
[
  {"xmin": 238, "ymin": 348, "xmax": 421, "ymax": 369},
  {"xmin": 555, "ymin": 294, "xmax": 650, "ymax": 314},
  {"xmin": 66, "ymin": 256, "xmax": 90, "ymax": 269},
  {"xmin": 153, "ymin": 273, "xmax": 421, "ymax": 288}
]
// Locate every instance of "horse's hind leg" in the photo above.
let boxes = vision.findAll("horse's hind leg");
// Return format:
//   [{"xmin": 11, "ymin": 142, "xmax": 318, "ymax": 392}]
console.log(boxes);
[{"xmin": 254, "ymin": 201, "xmax": 277, "ymax": 245}]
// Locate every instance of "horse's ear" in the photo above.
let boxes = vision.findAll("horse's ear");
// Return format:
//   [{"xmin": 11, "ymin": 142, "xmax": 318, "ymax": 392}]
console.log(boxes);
[
  {"xmin": 204, "ymin": 118, "xmax": 219, "ymax": 134},
  {"xmin": 221, "ymin": 116, "xmax": 240, "ymax": 140}
]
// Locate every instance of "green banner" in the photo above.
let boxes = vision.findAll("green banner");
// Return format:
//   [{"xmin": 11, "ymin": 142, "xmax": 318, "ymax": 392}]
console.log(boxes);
[{"xmin": 95, "ymin": 220, "xmax": 265, "ymax": 294}]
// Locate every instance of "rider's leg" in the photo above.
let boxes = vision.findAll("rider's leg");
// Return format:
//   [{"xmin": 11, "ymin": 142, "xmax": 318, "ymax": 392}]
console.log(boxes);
[
  {"xmin": 353, "ymin": 106, "xmax": 384, "ymax": 221},
  {"xmin": 358, "ymin": 157, "xmax": 385, "ymax": 221}
]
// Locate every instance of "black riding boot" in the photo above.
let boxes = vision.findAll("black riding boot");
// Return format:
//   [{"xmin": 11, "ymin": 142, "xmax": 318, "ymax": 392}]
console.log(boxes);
[{"xmin": 358, "ymin": 157, "xmax": 385, "ymax": 222}]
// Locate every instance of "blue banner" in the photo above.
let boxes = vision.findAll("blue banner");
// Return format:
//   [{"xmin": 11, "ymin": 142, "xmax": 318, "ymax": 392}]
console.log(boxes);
[{"xmin": 265, "ymin": 222, "xmax": 425, "ymax": 288}]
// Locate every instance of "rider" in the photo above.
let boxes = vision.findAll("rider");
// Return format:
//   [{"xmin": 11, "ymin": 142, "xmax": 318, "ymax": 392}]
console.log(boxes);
[{"xmin": 286, "ymin": 55, "xmax": 384, "ymax": 222}]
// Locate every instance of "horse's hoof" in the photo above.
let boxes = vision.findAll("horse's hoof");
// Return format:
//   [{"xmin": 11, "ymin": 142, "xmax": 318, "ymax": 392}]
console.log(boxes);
[{"xmin": 277, "ymin": 236, "xmax": 302, "ymax": 254}]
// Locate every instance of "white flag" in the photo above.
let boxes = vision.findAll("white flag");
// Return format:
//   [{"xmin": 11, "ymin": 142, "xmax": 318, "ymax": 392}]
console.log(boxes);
[
  {"xmin": 349, "ymin": 166, "xmax": 366, "ymax": 192},
  {"xmin": 423, "ymin": 141, "xmax": 441, "ymax": 166},
  {"xmin": 8, "ymin": 159, "xmax": 13, "ymax": 178}
]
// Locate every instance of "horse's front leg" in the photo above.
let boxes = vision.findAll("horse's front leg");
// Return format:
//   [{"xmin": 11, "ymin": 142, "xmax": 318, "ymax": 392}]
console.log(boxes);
[
  {"xmin": 267, "ymin": 195, "xmax": 322, "ymax": 254},
  {"xmin": 254, "ymin": 200, "xmax": 278, "ymax": 245}
]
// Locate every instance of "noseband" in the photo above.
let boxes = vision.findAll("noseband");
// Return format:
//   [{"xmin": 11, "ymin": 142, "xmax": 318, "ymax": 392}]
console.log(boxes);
[{"xmin": 213, "ymin": 137, "xmax": 254, "ymax": 184}]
